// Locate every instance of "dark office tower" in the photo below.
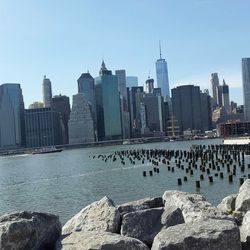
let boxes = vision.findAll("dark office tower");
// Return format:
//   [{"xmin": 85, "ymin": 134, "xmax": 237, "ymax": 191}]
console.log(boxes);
[
  {"xmin": 0, "ymin": 83, "xmax": 25, "ymax": 148},
  {"xmin": 25, "ymin": 107, "xmax": 61, "ymax": 148},
  {"xmin": 144, "ymin": 77, "xmax": 154, "ymax": 94},
  {"xmin": 51, "ymin": 95, "xmax": 70, "ymax": 144},
  {"xmin": 42, "ymin": 76, "xmax": 52, "ymax": 108},
  {"xmin": 242, "ymin": 58, "xmax": 250, "ymax": 121},
  {"xmin": 94, "ymin": 61, "xmax": 122, "ymax": 141},
  {"xmin": 156, "ymin": 42, "xmax": 170, "ymax": 98},
  {"xmin": 129, "ymin": 86, "xmax": 144, "ymax": 137},
  {"xmin": 221, "ymin": 79, "xmax": 230, "ymax": 113},
  {"xmin": 171, "ymin": 85, "xmax": 202, "ymax": 134},
  {"xmin": 200, "ymin": 91, "xmax": 212, "ymax": 131},
  {"xmin": 115, "ymin": 69, "xmax": 130, "ymax": 139},
  {"xmin": 210, "ymin": 73, "xmax": 220, "ymax": 108}
]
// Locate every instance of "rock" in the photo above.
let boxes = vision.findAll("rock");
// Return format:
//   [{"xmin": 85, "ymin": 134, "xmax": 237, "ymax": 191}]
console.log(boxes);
[
  {"xmin": 0, "ymin": 211, "xmax": 61, "ymax": 250},
  {"xmin": 57, "ymin": 230, "xmax": 150, "ymax": 250},
  {"xmin": 235, "ymin": 179, "xmax": 250, "ymax": 212},
  {"xmin": 163, "ymin": 190, "xmax": 233, "ymax": 223},
  {"xmin": 151, "ymin": 219, "xmax": 241, "ymax": 250},
  {"xmin": 118, "ymin": 197, "xmax": 163, "ymax": 216},
  {"xmin": 217, "ymin": 194, "xmax": 237, "ymax": 213},
  {"xmin": 62, "ymin": 196, "xmax": 121, "ymax": 235},
  {"xmin": 240, "ymin": 211, "xmax": 250, "ymax": 245},
  {"xmin": 161, "ymin": 205, "xmax": 184, "ymax": 226}
]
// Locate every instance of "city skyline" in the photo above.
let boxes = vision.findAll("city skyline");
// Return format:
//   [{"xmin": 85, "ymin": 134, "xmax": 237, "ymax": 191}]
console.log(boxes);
[{"xmin": 1, "ymin": 1, "xmax": 250, "ymax": 106}]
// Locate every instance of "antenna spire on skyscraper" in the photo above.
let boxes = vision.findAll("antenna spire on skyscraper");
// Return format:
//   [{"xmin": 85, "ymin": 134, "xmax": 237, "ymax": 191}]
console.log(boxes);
[{"xmin": 159, "ymin": 40, "xmax": 162, "ymax": 59}]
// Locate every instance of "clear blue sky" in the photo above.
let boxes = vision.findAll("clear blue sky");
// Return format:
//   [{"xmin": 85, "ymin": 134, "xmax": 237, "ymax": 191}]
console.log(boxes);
[{"xmin": 0, "ymin": 0, "xmax": 249, "ymax": 107}]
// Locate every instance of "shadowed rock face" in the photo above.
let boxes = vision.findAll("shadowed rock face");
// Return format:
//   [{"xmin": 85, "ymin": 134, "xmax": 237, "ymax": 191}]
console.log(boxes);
[
  {"xmin": 151, "ymin": 219, "xmax": 241, "ymax": 250},
  {"xmin": 62, "ymin": 196, "xmax": 121, "ymax": 235},
  {"xmin": 0, "ymin": 211, "xmax": 61, "ymax": 250},
  {"xmin": 57, "ymin": 230, "xmax": 150, "ymax": 250},
  {"xmin": 163, "ymin": 190, "xmax": 233, "ymax": 223}
]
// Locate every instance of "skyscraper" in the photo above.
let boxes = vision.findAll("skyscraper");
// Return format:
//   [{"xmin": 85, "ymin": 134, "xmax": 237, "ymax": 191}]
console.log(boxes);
[
  {"xmin": 42, "ymin": 76, "xmax": 52, "ymax": 108},
  {"xmin": 0, "ymin": 83, "xmax": 25, "ymax": 148},
  {"xmin": 210, "ymin": 73, "xmax": 220, "ymax": 108},
  {"xmin": 242, "ymin": 58, "xmax": 250, "ymax": 121},
  {"xmin": 221, "ymin": 79, "xmax": 230, "ymax": 114},
  {"xmin": 94, "ymin": 61, "xmax": 122, "ymax": 141},
  {"xmin": 68, "ymin": 93, "xmax": 95, "ymax": 144},
  {"xmin": 155, "ymin": 43, "xmax": 170, "ymax": 98},
  {"xmin": 144, "ymin": 77, "xmax": 154, "ymax": 94}
]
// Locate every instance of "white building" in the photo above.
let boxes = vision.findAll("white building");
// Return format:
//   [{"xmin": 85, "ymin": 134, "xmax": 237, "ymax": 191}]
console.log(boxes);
[
  {"xmin": 42, "ymin": 75, "xmax": 52, "ymax": 108},
  {"xmin": 68, "ymin": 93, "xmax": 95, "ymax": 144},
  {"xmin": 242, "ymin": 58, "xmax": 250, "ymax": 121}
]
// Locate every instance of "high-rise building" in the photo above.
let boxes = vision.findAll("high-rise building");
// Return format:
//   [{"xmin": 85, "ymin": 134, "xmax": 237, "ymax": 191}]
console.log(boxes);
[
  {"xmin": 42, "ymin": 76, "xmax": 52, "ymax": 108},
  {"xmin": 210, "ymin": 73, "xmax": 220, "ymax": 108},
  {"xmin": 68, "ymin": 93, "xmax": 95, "ymax": 144},
  {"xmin": 242, "ymin": 58, "xmax": 250, "ymax": 121},
  {"xmin": 77, "ymin": 72, "xmax": 96, "ymax": 129},
  {"xmin": 221, "ymin": 79, "xmax": 230, "ymax": 113},
  {"xmin": 25, "ymin": 107, "xmax": 61, "ymax": 148},
  {"xmin": 94, "ymin": 61, "xmax": 122, "ymax": 141},
  {"xmin": 29, "ymin": 101, "xmax": 44, "ymax": 109},
  {"xmin": 144, "ymin": 77, "xmax": 154, "ymax": 94},
  {"xmin": 115, "ymin": 70, "xmax": 127, "ymax": 101},
  {"xmin": 200, "ymin": 91, "xmax": 212, "ymax": 131},
  {"xmin": 126, "ymin": 76, "xmax": 138, "ymax": 88},
  {"xmin": 155, "ymin": 43, "xmax": 170, "ymax": 98},
  {"xmin": 171, "ymin": 85, "xmax": 203, "ymax": 133},
  {"xmin": 51, "ymin": 95, "xmax": 70, "ymax": 144},
  {"xmin": 0, "ymin": 83, "xmax": 25, "ymax": 148}
]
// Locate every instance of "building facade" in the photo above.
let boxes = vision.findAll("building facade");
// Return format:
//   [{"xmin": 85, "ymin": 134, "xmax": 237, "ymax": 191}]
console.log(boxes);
[
  {"xmin": 221, "ymin": 80, "xmax": 230, "ymax": 113},
  {"xmin": 126, "ymin": 76, "xmax": 138, "ymax": 88},
  {"xmin": 94, "ymin": 61, "xmax": 122, "ymax": 141},
  {"xmin": 42, "ymin": 76, "xmax": 52, "ymax": 108},
  {"xmin": 0, "ymin": 83, "xmax": 25, "ymax": 148},
  {"xmin": 68, "ymin": 93, "xmax": 95, "ymax": 144},
  {"xmin": 144, "ymin": 77, "xmax": 154, "ymax": 94},
  {"xmin": 210, "ymin": 73, "xmax": 220, "ymax": 108},
  {"xmin": 242, "ymin": 58, "xmax": 250, "ymax": 121},
  {"xmin": 25, "ymin": 107, "xmax": 61, "ymax": 148}
]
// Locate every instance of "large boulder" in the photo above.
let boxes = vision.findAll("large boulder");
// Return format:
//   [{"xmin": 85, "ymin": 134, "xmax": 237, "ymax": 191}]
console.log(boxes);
[
  {"xmin": 151, "ymin": 219, "xmax": 241, "ymax": 250},
  {"xmin": 62, "ymin": 196, "xmax": 121, "ymax": 235},
  {"xmin": 240, "ymin": 211, "xmax": 250, "ymax": 248},
  {"xmin": 57, "ymin": 230, "xmax": 150, "ymax": 250},
  {"xmin": 118, "ymin": 197, "xmax": 163, "ymax": 216},
  {"xmin": 235, "ymin": 179, "xmax": 250, "ymax": 212},
  {"xmin": 161, "ymin": 205, "xmax": 184, "ymax": 226},
  {"xmin": 217, "ymin": 194, "xmax": 237, "ymax": 213},
  {"xmin": 0, "ymin": 211, "xmax": 61, "ymax": 250},
  {"xmin": 121, "ymin": 208, "xmax": 164, "ymax": 245},
  {"xmin": 163, "ymin": 190, "xmax": 232, "ymax": 223}
]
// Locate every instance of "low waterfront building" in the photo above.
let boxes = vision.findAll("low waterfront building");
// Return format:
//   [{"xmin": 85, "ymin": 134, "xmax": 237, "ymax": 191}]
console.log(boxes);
[
  {"xmin": 219, "ymin": 121, "xmax": 250, "ymax": 137},
  {"xmin": 68, "ymin": 93, "xmax": 95, "ymax": 144},
  {"xmin": 25, "ymin": 107, "xmax": 61, "ymax": 148}
]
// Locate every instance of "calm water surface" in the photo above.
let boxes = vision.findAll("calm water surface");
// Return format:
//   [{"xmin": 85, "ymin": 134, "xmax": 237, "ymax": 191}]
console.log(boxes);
[{"xmin": 0, "ymin": 139, "xmax": 247, "ymax": 223}]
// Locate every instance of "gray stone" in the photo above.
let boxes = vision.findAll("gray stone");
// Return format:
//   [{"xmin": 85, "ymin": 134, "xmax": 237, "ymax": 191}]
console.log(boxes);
[
  {"xmin": 118, "ymin": 197, "xmax": 163, "ymax": 216},
  {"xmin": 57, "ymin": 230, "xmax": 150, "ymax": 250},
  {"xmin": 240, "ymin": 211, "xmax": 250, "ymax": 244},
  {"xmin": 0, "ymin": 211, "xmax": 61, "ymax": 250},
  {"xmin": 235, "ymin": 179, "xmax": 250, "ymax": 212},
  {"xmin": 151, "ymin": 219, "xmax": 241, "ymax": 250},
  {"xmin": 121, "ymin": 208, "xmax": 164, "ymax": 245},
  {"xmin": 163, "ymin": 190, "xmax": 233, "ymax": 223},
  {"xmin": 62, "ymin": 196, "xmax": 121, "ymax": 235},
  {"xmin": 217, "ymin": 194, "xmax": 237, "ymax": 213},
  {"xmin": 161, "ymin": 205, "xmax": 184, "ymax": 226}
]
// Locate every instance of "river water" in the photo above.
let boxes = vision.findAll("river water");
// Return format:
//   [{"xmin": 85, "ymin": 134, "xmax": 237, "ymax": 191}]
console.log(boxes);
[{"xmin": 0, "ymin": 138, "xmax": 248, "ymax": 223}]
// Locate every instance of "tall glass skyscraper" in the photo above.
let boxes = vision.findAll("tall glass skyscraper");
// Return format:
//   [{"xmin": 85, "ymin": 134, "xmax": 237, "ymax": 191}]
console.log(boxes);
[
  {"xmin": 0, "ymin": 83, "xmax": 25, "ymax": 148},
  {"xmin": 242, "ymin": 58, "xmax": 250, "ymax": 121},
  {"xmin": 155, "ymin": 45, "xmax": 170, "ymax": 98},
  {"xmin": 42, "ymin": 75, "xmax": 52, "ymax": 108},
  {"xmin": 94, "ymin": 61, "xmax": 122, "ymax": 141}
]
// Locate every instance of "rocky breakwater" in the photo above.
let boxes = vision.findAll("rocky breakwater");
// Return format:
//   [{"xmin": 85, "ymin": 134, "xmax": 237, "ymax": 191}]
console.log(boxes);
[{"xmin": 3, "ymin": 180, "xmax": 250, "ymax": 249}]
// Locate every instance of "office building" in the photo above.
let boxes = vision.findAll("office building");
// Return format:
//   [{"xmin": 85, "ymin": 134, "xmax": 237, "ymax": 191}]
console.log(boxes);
[
  {"xmin": 242, "ymin": 58, "xmax": 250, "ymax": 121},
  {"xmin": 25, "ymin": 107, "xmax": 61, "ymax": 148},
  {"xmin": 171, "ymin": 85, "xmax": 203, "ymax": 133},
  {"xmin": 51, "ymin": 95, "xmax": 70, "ymax": 144},
  {"xmin": 68, "ymin": 93, "xmax": 95, "ymax": 144},
  {"xmin": 0, "ymin": 83, "xmax": 25, "ymax": 148},
  {"xmin": 29, "ymin": 101, "xmax": 44, "ymax": 109},
  {"xmin": 155, "ymin": 43, "xmax": 170, "ymax": 98},
  {"xmin": 210, "ymin": 73, "xmax": 220, "ymax": 108},
  {"xmin": 144, "ymin": 77, "xmax": 154, "ymax": 94},
  {"xmin": 200, "ymin": 91, "xmax": 212, "ymax": 131},
  {"xmin": 126, "ymin": 76, "xmax": 138, "ymax": 88},
  {"xmin": 221, "ymin": 80, "xmax": 230, "ymax": 113},
  {"xmin": 42, "ymin": 76, "xmax": 52, "ymax": 108},
  {"xmin": 94, "ymin": 61, "xmax": 122, "ymax": 140}
]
